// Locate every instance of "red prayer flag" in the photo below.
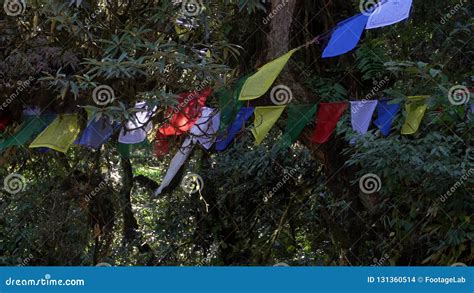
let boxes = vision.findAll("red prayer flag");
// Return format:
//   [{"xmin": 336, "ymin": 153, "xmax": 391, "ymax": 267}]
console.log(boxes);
[
  {"xmin": 0, "ymin": 115, "xmax": 12, "ymax": 132},
  {"xmin": 311, "ymin": 102, "xmax": 348, "ymax": 144},
  {"xmin": 157, "ymin": 88, "xmax": 212, "ymax": 136}
]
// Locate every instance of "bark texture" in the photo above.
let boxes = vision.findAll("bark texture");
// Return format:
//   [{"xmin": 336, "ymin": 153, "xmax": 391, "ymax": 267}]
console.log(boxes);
[{"xmin": 264, "ymin": 0, "xmax": 364, "ymax": 264}]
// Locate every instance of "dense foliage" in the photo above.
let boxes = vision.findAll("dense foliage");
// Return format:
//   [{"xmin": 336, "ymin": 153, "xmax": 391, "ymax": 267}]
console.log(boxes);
[{"xmin": 0, "ymin": 0, "xmax": 472, "ymax": 266}]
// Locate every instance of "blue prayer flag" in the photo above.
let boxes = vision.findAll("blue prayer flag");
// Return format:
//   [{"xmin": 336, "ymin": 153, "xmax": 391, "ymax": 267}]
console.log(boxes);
[
  {"xmin": 374, "ymin": 99, "xmax": 401, "ymax": 136},
  {"xmin": 322, "ymin": 14, "xmax": 369, "ymax": 58},
  {"xmin": 75, "ymin": 117, "xmax": 114, "ymax": 149},
  {"xmin": 216, "ymin": 107, "xmax": 254, "ymax": 151}
]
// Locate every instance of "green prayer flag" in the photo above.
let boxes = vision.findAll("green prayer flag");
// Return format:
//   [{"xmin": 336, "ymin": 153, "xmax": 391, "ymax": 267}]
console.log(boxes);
[
  {"xmin": 117, "ymin": 140, "xmax": 152, "ymax": 159},
  {"xmin": 279, "ymin": 104, "xmax": 317, "ymax": 148},
  {"xmin": 0, "ymin": 115, "xmax": 55, "ymax": 152},
  {"xmin": 219, "ymin": 77, "xmax": 246, "ymax": 131},
  {"xmin": 117, "ymin": 142, "xmax": 131, "ymax": 159}
]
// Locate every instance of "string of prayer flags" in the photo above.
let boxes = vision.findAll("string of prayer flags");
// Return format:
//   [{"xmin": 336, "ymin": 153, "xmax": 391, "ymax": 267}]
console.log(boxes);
[
  {"xmin": 189, "ymin": 107, "xmax": 221, "ymax": 150},
  {"xmin": 374, "ymin": 99, "xmax": 401, "ymax": 136},
  {"xmin": 119, "ymin": 101, "xmax": 154, "ymax": 144},
  {"xmin": 75, "ymin": 117, "xmax": 114, "ymax": 149},
  {"xmin": 239, "ymin": 48, "xmax": 299, "ymax": 101},
  {"xmin": 158, "ymin": 88, "xmax": 211, "ymax": 136},
  {"xmin": 311, "ymin": 102, "xmax": 348, "ymax": 143},
  {"xmin": 322, "ymin": 14, "xmax": 369, "ymax": 58},
  {"xmin": 153, "ymin": 137, "xmax": 194, "ymax": 196},
  {"xmin": 0, "ymin": 115, "xmax": 56, "ymax": 152},
  {"xmin": 216, "ymin": 107, "xmax": 254, "ymax": 151},
  {"xmin": 252, "ymin": 106, "xmax": 286, "ymax": 145},
  {"xmin": 366, "ymin": 0, "xmax": 413, "ymax": 29},
  {"xmin": 350, "ymin": 100, "xmax": 378, "ymax": 136},
  {"xmin": 279, "ymin": 104, "xmax": 317, "ymax": 148},
  {"xmin": 219, "ymin": 77, "xmax": 246, "ymax": 131},
  {"xmin": 29, "ymin": 114, "xmax": 81, "ymax": 153},
  {"xmin": 401, "ymin": 96, "xmax": 429, "ymax": 135}
]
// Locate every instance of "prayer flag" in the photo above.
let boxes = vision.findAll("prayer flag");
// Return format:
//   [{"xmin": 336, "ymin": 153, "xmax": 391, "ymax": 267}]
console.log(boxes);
[
  {"xmin": 374, "ymin": 99, "xmax": 401, "ymax": 136},
  {"xmin": 119, "ymin": 101, "xmax": 154, "ymax": 144},
  {"xmin": 158, "ymin": 88, "xmax": 211, "ymax": 136},
  {"xmin": 239, "ymin": 49, "xmax": 299, "ymax": 101},
  {"xmin": 311, "ymin": 102, "xmax": 348, "ymax": 143},
  {"xmin": 0, "ymin": 115, "xmax": 55, "ymax": 152},
  {"xmin": 153, "ymin": 138, "xmax": 194, "ymax": 196},
  {"xmin": 30, "ymin": 114, "xmax": 81, "ymax": 153},
  {"xmin": 322, "ymin": 14, "xmax": 369, "ymax": 58},
  {"xmin": 279, "ymin": 104, "xmax": 317, "ymax": 148},
  {"xmin": 350, "ymin": 100, "xmax": 378, "ymax": 135},
  {"xmin": 401, "ymin": 96, "xmax": 428, "ymax": 135},
  {"xmin": 190, "ymin": 107, "xmax": 221, "ymax": 150},
  {"xmin": 366, "ymin": 0, "xmax": 413, "ymax": 29},
  {"xmin": 75, "ymin": 117, "xmax": 114, "ymax": 149},
  {"xmin": 216, "ymin": 107, "xmax": 254, "ymax": 151},
  {"xmin": 252, "ymin": 106, "xmax": 286, "ymax": 145}
]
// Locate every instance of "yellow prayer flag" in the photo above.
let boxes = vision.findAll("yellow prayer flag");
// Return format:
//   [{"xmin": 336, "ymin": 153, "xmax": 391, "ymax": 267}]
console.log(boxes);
[
  {"xmin": 30, "ymin": 114, "xmax": 81, "ymax": 153},
  {"xmin": 401, "ymin": 96, "xmax": 429, "ymax": 135},
  {"xmin": 239, "ymin": 48, "xmax": 299, "ymax": 101},
  {"xmin": 252, "ymin": 106, "xmax": 286, "ymax": 145}
]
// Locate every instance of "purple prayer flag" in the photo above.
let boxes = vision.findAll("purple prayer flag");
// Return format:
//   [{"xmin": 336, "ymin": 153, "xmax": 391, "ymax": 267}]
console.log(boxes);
[
  {"xmin": 350, "ymin": 100, "xmax": 378, "ymax": 136},
  {"xmin": 76, "ymin": 117, "xmax": 114, "ymax": 149}
]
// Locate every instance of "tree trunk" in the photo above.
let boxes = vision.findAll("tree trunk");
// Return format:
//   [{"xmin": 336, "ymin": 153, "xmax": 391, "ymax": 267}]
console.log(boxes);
[
  {"xmin": 120, "ymin": 157, "xmax": 156, "ymax": 265},
  {"xmin": 264, "ymin": 0, "xmax": 363, "ymax": 265}
]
